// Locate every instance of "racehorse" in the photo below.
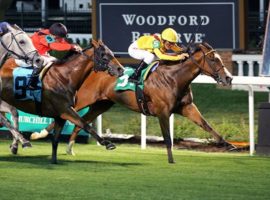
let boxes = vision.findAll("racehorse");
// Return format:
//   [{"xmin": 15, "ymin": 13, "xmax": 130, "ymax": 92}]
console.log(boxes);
[
  {"xmin": 0, "ymin": 39, "xmax": 124, "ymax": 163},
  {"xmin": 0, "ymin": 23, "xmax": 43, "ymax": 148},
  {"xmin": 34, "ymin": 42, "xmax": 234, "ymax": 163}
]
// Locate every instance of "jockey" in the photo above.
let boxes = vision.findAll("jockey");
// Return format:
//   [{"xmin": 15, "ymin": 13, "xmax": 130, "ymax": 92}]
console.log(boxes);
[
  {"xmin": 128, "ymin": 28, "xmax": 189, "ymax": 81},
  {"xmin": 0, "ymin": 22, "xmax": 10, "ymax": 35},
  {"xmin": 28, "ymin": 22, "xmax": 82, "ymax": 89}
]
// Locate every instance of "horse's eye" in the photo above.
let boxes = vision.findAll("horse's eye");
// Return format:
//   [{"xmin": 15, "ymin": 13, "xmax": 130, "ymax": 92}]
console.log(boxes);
[{"xmin": 19, "ymin": 40, "xmax": 25, "ymax": 45}]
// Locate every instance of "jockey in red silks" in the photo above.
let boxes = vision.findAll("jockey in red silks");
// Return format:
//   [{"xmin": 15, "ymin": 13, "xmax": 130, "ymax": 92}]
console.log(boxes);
[{"xmin": 27, "ymin": 23, "xmax": 82, "ymax": 89}]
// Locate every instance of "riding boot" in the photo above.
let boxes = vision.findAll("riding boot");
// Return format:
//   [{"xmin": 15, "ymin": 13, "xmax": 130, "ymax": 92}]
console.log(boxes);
[
  {"xmin": 27, "ymin": 67, "xmax": 42, "ymax": 90},
  {"xmin": 129, "ymin": 61, "xmax": 148, "ymax": 82}
]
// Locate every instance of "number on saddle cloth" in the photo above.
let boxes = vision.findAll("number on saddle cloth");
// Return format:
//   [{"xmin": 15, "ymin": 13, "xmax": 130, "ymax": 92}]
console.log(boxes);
[
  {"xmin": 114, "ymin": 61, "xmax": 159, "ymax": 92},
  {"xmin": 13, "ymin": 67, "xmax": 42, "ymax": 102}
]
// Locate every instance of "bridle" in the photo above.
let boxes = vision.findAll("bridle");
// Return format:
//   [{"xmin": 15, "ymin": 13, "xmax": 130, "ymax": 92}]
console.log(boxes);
[
  {"xmin": 0, "ymin": 30, "xmax": 39, "ymax": 65},
  {"xmin": 189, "ymin": 45, "xmax": 224, "ymax": 82},
  {"xmin": 93, "ymin": 45, "xmax": 118, "ymax": 76}
]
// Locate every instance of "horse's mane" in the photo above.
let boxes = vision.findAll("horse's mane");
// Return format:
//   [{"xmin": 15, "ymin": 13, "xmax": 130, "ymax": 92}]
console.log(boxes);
[{"xmin": 187, "ymin": 41, "xmax": 212, "ymax": 56}]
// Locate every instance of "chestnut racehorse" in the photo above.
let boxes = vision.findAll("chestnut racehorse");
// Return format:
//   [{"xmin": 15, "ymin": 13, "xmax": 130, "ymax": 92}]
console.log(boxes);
[
  {"xmin": 0, "ymin": 39, "xmax": 124, "ymax": 163},
  {"xmin": 34, "ymin": 42, "xmax": 234, "ymax": 163}
]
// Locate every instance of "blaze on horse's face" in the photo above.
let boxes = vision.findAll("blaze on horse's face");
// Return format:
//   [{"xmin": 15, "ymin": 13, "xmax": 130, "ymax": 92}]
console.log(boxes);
[
  {"xmin": 0, "ymin": 24, "xmax": 44, "ymax": 68},
  {"xmin": 93, "ymin": 40, "xmax": 124, "ymax": 77},
  {"xmin": 198, "ymin": 43, "xmax": 233, "ymax": 86}
]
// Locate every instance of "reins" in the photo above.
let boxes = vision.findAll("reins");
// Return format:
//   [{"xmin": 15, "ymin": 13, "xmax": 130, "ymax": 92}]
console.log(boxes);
[
  {"xmin": 0, "ymin": 30, "xmax": 38, "ymax": 65},
  {"xmin": 189, "ymin": 45, "xmax": 223, "ymax": 80}
]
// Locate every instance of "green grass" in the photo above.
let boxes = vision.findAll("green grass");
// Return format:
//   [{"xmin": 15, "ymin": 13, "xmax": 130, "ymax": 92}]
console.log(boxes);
[
  {"xmin": 0, "ymin": 141, "xmax": 270, "ymax": 200},
  {"xmin": 102, "ymin": 84, "xmax": 268, "ymax": 142}
]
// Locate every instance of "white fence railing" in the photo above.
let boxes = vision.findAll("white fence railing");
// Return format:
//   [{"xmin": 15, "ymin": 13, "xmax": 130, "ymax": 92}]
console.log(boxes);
[
  {"xmin": 68, "ymin": 33, "xmax": 92, "ymax": 44},
  {"xmin": 232, "ymin": 54, "xmax": 263, "ymax": 76},
  {"xmin": 232, "ymin": 54, "xmax": 269, "ymax": 92}
]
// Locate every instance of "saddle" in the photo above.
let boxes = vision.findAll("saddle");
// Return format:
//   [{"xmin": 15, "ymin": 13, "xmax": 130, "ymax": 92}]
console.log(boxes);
[
  {"xmin": 12, "ymin": 62, "xmax": 53, "ymax": 115},
  {"xmin": 115, "ymin": 61, "xmax": 160, "ymax": 115}
]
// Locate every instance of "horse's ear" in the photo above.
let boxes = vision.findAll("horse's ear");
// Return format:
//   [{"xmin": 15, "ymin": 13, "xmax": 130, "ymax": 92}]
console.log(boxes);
[
  {"xmin": 13, "ymin": 24, "xmax": 22, "ymax": 30},
  {"xmin": 92, "ymin": 39, "xmax": 99, "ymax": 48}
]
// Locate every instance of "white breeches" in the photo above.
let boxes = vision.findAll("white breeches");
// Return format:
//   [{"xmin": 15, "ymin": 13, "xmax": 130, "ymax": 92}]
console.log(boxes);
[
  {"xmin": 15, "ymin": 55, "xmax": 57, "ymax": 68},
  {"xmin": 128, "ymin": 42, "xmax": 156, "ymax": 64}
]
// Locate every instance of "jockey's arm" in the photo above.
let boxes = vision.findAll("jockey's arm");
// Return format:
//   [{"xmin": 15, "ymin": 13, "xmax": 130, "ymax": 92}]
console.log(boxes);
[
  {"xmin": 153, "ymin": 48, "xmax": 183, "ymax": 61},
  {"xmin": 171, "ymin": 44, "xmax": 184, "ymax": 54},
  {"xmin": 48, "ymin": 42, "xmax": 74, "ymax": 51}
]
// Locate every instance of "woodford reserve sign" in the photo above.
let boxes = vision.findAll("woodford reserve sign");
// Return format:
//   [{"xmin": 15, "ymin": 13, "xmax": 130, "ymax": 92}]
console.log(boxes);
[{"xmin": 92, "ymin": 0, "xmax": 244, "ymax": 60}]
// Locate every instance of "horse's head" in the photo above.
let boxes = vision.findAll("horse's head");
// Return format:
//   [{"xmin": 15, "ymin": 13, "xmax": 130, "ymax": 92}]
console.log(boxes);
[
  {"xmin": 190, "ymin": 42, "xmax": 232, "ymax": 86},
  {"xmin": 0, "ymin": 24, "xmax": 44, "ymax": 68},
  {"xmin": 92, "ymin": 39, "xmax": 124, "ymax": 77}
]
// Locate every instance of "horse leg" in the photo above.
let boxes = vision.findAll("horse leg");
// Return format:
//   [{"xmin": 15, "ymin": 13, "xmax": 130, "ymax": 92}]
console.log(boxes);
[
  {"xmin": 67, "ymin": 101, "xmax": 114, "ymax": 155},
  {"xmin": 0, "ymin": 100, "xmax": 31, "ymax": 151},
  {"xmin": 0, "ymin": 112, "xmax": 31, "ymax": 151},
  {"xmin": 158, "ymin": 115, "xmax": 174, "ymax": 164},
  {"xmin": 179, "ymin": 103, "xmax": 235, "ymax": 148},
  {"xmin": 61, "ymin": 106, "xmax": 115, "ymax": 150},
  {"xmin": 51, "ymin": 117, "xmax": 65, "ymax": 164},
  {"xmin": 31, "ymin": 122, "xmax": 54, "ymax": 140}
]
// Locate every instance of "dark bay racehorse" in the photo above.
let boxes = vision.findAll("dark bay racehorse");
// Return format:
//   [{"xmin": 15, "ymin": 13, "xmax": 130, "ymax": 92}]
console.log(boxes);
[
  {"xmin": 35, "ymin": 42, "xmax": 233, "ymax": 163},
  {"xmin": 0, "ymin": 39, "xmax": 124, "ymax": 163},
  {"xmin": 0, "ymin": 24, "xmax": 43, "ymax": 147}
]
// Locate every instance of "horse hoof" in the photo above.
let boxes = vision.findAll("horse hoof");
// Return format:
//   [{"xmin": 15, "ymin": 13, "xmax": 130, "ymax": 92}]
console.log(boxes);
[
  {"xmin": 227, "ymin": 144, "xmax": 238, "ymax": 151},
  {"xmin": 66, "ymin": 149, "xmax": 76, "ymax": 156},
  {"xmin": 10, "ymin": 145, "xmax": 18, "ymax": 155},
  {"xmin": 106, "ymin": 143, "xmax": 116, "ymax": 150},
  {"xmin": 22, "ymin": 141, "xmax": 32, "ymax": 148}
]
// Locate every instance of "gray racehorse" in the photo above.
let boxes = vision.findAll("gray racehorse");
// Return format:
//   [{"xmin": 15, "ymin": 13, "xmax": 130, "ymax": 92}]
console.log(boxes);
[{"xmin": 0, "ymin": 24, "xmax": 44, "ymax": 153}]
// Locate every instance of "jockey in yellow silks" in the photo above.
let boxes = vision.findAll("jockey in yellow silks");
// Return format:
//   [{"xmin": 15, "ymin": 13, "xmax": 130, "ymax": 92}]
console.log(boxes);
[{"xmin": 128, "ymin": 28, "xmax": 189, "ymax": 81}]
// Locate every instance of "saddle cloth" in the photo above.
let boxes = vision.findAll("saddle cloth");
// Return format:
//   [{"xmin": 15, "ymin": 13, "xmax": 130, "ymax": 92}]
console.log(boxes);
[
  {"xmin": 13, "ymin": 67, "xmax": 42, "ymax": 102},
  {"xmin": 114, "ymin": 61, "xmax": 159, "ymax": 91}
]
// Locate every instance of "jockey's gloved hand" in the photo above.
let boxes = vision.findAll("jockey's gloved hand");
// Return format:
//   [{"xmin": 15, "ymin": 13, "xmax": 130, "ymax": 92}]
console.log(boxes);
[
  {"xmin": 72, "ymin": 44, "xmax": 82, "ymax": 52},
  {"xmin": 178, "ymin": 53, "xmax": 189, "ymax": 60}
]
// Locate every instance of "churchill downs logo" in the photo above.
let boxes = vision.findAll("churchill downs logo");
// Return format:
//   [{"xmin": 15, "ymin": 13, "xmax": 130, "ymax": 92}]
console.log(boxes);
[{"xmin": 122, "ymin": 14, "xmax": 210, "ymax": 43}]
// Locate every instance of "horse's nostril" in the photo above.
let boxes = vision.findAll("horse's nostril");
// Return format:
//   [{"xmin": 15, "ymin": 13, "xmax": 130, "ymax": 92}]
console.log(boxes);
[{"xmin": 36, "ymin": 59, "xmax": 40, "ymax": 63}]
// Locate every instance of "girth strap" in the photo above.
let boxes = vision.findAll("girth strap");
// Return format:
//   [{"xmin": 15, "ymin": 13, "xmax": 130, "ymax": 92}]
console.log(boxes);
[{"xmin": 135, "ymin": 83, "xmax": 151, "ymax": 116}]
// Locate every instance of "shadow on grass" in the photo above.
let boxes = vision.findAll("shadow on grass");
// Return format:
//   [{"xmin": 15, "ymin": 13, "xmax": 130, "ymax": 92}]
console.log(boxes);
[{"xmin": 0, "ymin": 154, "xmax": 143, "ymax": 167}]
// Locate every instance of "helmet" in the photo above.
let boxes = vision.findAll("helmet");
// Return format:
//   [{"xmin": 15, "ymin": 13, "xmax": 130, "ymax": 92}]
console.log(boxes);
[
  {"xmin": 161, "ymin": 28, "xmax": 178, "ymax": 43},
  {"xmin": 49, "ymin": 23, "xmax": 68, "ymax": 38}
]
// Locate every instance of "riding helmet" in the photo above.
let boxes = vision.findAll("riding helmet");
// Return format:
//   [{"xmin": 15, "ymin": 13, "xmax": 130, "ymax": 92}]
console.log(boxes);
[
  {"xmin": 49, "ymin": 23, "xmax": 68, "ymax": 38},
  {"xmin": 161, "ymin": 28, "xmax": 178, "ymax": 43}
]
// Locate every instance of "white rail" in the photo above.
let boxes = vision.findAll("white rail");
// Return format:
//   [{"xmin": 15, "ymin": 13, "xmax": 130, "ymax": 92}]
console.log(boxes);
[{"xmin": 232, "ymin": 54, "xmax": 263, "ymax": 76}]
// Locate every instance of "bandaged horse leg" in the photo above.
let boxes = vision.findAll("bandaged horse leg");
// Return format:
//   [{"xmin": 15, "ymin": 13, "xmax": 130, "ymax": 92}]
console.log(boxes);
[
  {"xmin": 66, "ymin": 101, "xmax": 114, "ymax": 155},
  {"xmin": 66, "ymin": 140, "xmax": 75, "ymax": 156},
  {"xmin": 31, "ymin": 126, "xmax": 51, "ymax": 140},
  {"xmin": 62, "ymin": 107, "xmax": 115, "ymax": 156}
]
